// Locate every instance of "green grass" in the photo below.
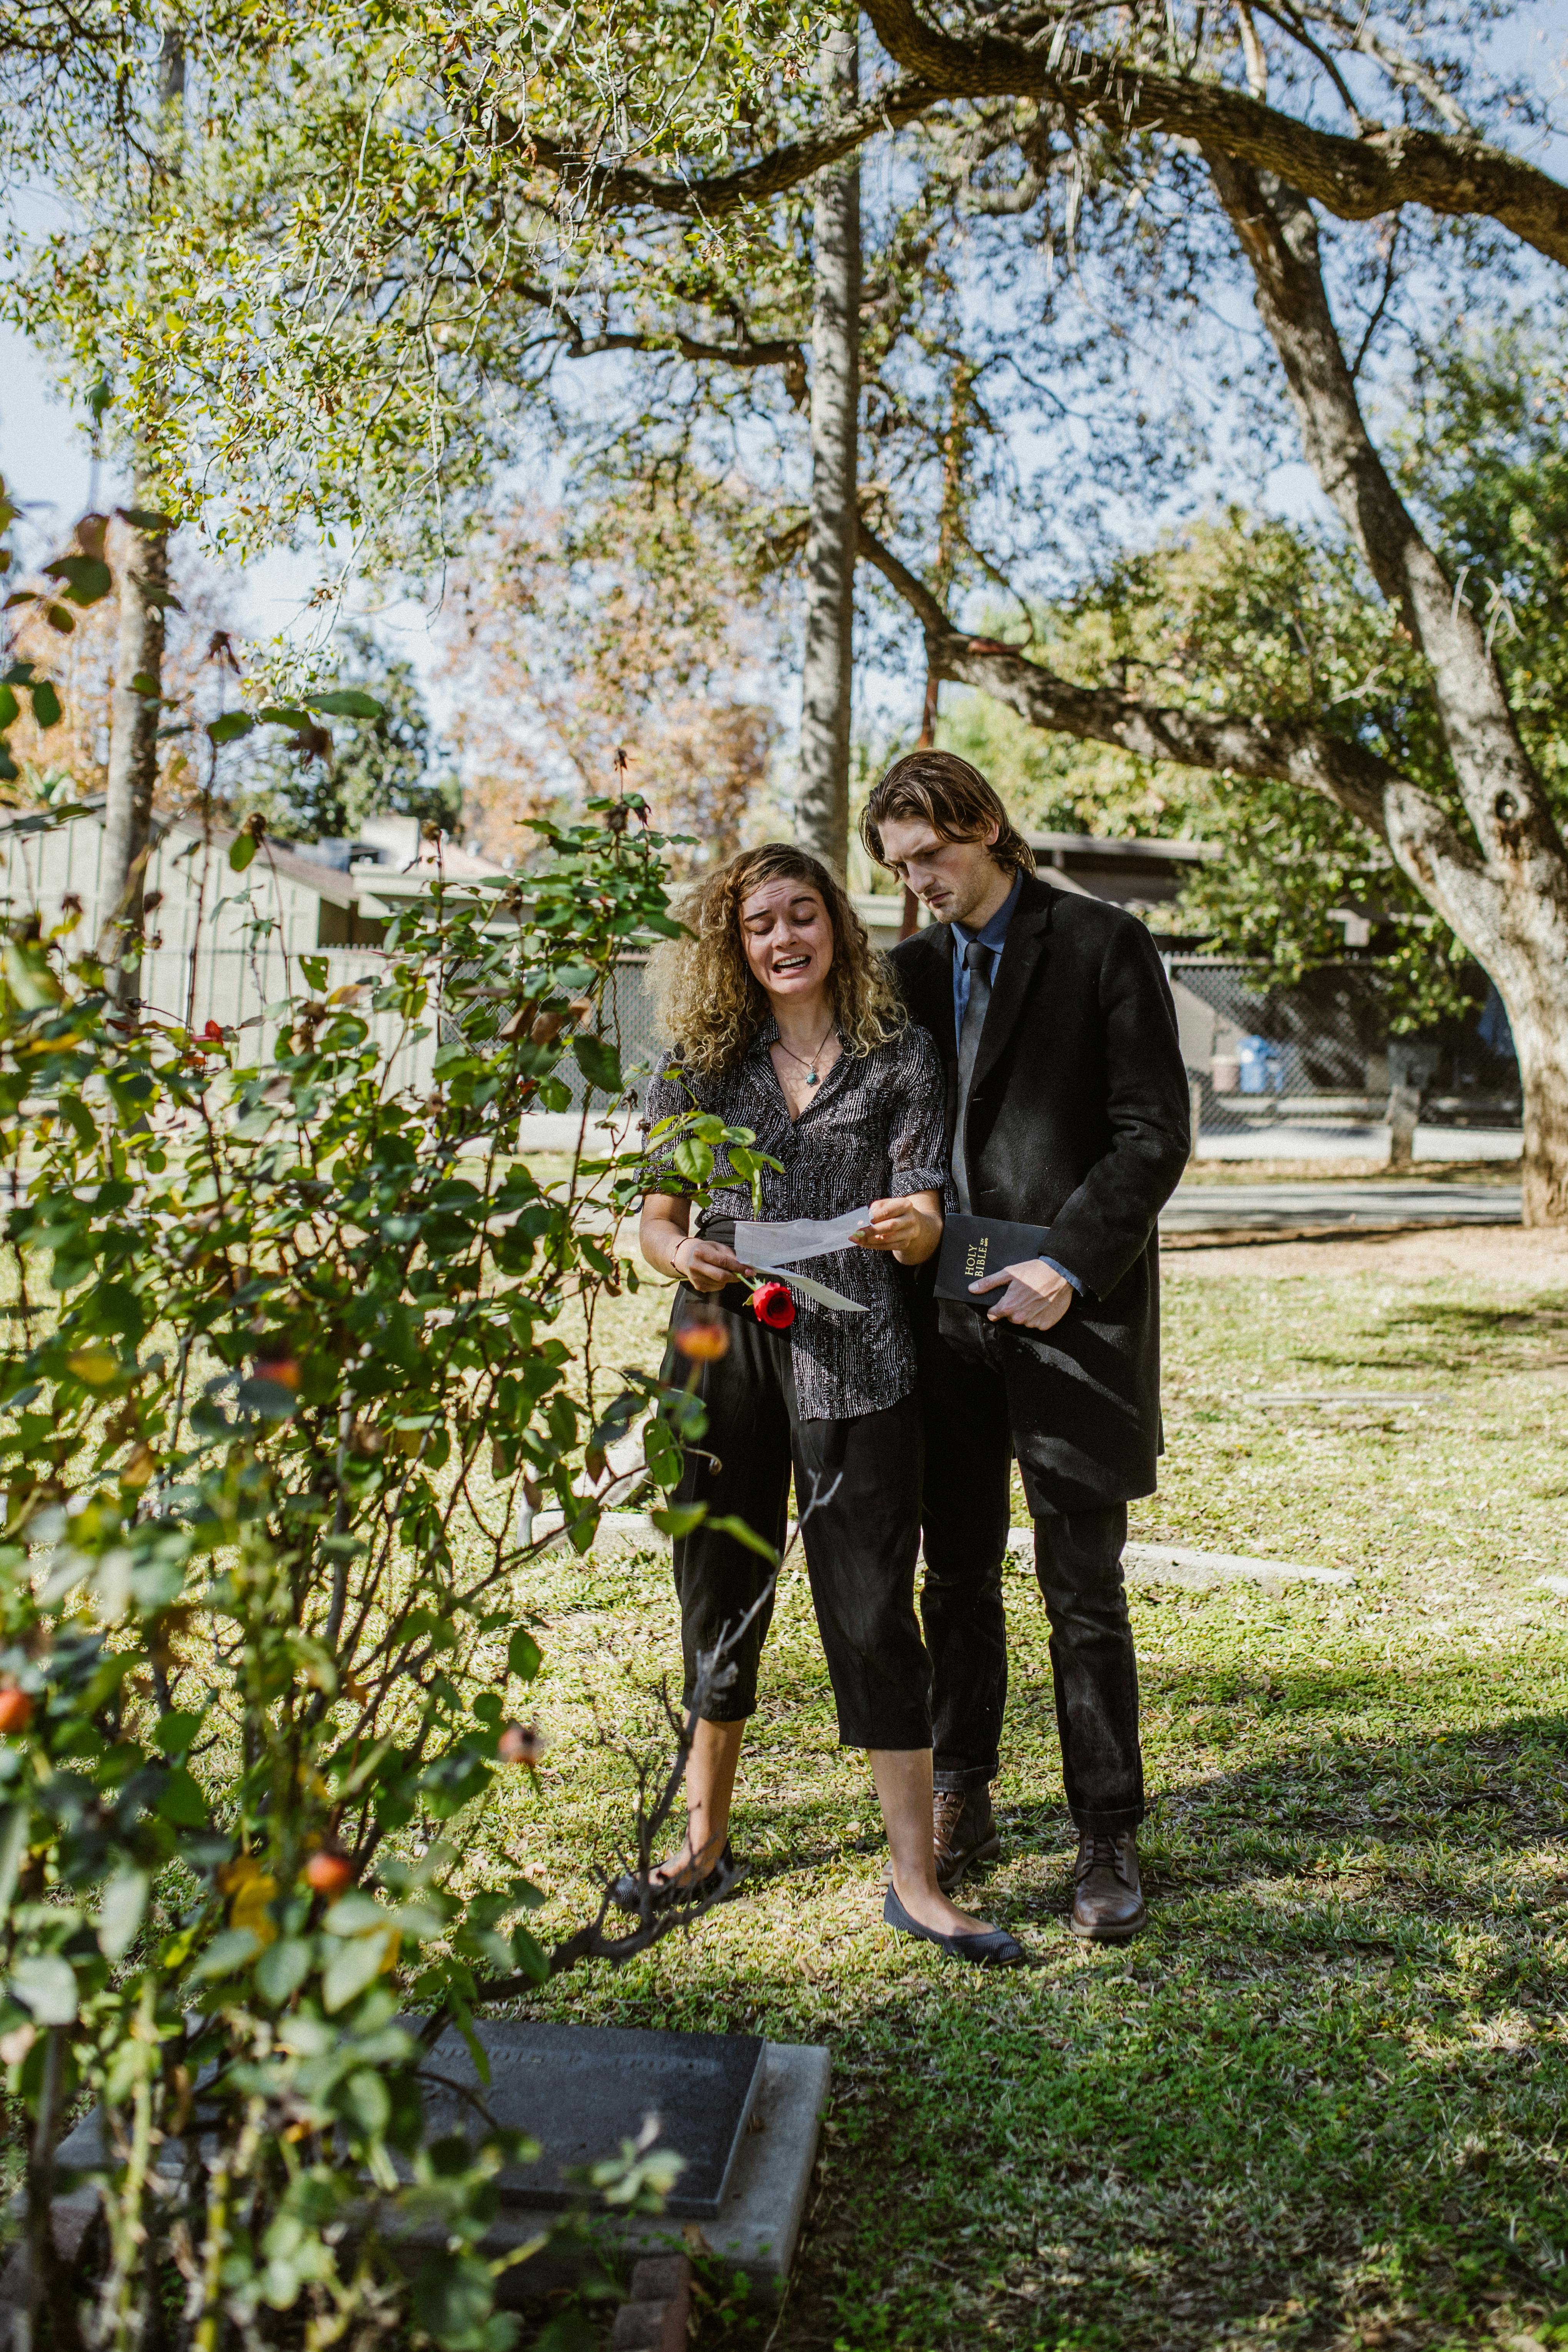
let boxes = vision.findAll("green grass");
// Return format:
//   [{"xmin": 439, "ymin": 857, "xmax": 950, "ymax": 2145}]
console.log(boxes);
[{"xmin": 490, "ymin": 1247, "xmax": 1568, "ymax": 2350}]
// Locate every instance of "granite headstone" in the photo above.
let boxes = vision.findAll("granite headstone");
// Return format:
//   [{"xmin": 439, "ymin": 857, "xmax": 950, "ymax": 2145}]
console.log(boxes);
[{"xmin": 418, "ymin": 2021, "xmax": 765, "ymax": 2220}]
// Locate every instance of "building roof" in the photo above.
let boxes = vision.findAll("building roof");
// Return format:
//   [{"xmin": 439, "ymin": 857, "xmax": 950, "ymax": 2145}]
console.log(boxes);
[{"xmin": 1026, "ymin": 832, "xmax": 1218, "ymax": 866}]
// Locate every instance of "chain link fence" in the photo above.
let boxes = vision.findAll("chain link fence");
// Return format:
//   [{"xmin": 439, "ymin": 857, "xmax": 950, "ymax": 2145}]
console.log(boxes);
[
  {"xmin": 1168, "ymin": 958, "xmax": 1521, "ymax": 1136},
  {"xmin": 551, "ymin": 950, "xmax": 1524, "ymax": 1141}
]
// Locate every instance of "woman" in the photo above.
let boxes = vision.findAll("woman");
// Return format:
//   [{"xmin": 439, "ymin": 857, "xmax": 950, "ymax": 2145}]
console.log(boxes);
[{"xmin": 627, "ymin": 842, "xmax": 1024, "ymax": 1967}]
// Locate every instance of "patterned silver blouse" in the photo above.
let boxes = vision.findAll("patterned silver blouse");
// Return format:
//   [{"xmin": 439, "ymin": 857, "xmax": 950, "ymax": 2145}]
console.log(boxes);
[{"xmin": 642, "ymin": 1016, "xmax": 947, "ymax": 1420}]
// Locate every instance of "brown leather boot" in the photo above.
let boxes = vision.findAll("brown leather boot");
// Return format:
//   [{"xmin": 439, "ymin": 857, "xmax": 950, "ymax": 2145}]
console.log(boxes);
[
  {"xmin": 933, "ymin": 1785, "xmax": 1002, "ymax": 1894},
  {"xmin": 1069, "ymin": 1831, "xmax": 1147, "ymax": 1941}
]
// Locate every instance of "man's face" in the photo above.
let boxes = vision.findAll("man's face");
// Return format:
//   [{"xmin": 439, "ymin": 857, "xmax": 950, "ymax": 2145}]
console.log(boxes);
[{"xmin": 876, "ymin": 815, "xmax": 1013, "ymax": 928}]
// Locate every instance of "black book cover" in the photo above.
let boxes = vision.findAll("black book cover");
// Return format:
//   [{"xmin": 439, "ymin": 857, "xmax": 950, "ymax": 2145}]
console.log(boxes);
[{"xmin": 934, "ymin": 1214, "xmax": 1054, "ymax": 1303}]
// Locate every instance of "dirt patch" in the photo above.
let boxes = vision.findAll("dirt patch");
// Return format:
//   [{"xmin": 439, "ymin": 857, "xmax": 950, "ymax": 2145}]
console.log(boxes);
[{"xmin": 1166, "ymin": 1224, "xmax": 1568, "ymax": 1283}]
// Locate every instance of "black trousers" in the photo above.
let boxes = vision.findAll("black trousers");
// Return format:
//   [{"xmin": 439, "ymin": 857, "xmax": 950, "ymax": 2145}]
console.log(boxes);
[
  {"xmin": 916, "ymin": 1306, "xmax": 1145, "ymax": 1835},
  {"xmin": 667, "ymin": 1288, "xmax": 932, "ymax": 1751}
]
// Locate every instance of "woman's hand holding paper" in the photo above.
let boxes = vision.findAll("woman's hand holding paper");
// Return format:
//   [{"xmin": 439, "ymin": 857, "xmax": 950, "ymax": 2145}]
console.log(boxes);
[{"xmin": 854, "ymin": 1192, "xmax": 944, "ymax": 1267}]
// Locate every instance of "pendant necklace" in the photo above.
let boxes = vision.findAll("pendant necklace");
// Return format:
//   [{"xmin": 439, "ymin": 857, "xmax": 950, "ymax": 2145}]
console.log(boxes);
[{"xmin": 774, "ymin": 1022, "xmax": 837, "ymax": 1088}]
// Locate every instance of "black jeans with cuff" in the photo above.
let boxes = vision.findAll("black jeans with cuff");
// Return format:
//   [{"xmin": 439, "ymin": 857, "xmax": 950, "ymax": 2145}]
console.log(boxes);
[
  {"xmin": 916, "ymin": 1305, "xmax": 1144, "ymax": 1835},
  {"xmin": 667, "ymin": 1286, "xmax": 932, "ymax": 1751}
]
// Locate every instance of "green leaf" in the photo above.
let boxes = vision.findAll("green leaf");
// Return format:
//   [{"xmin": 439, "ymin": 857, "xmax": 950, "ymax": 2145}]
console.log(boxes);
[
  {"xmin": 411, "ymin": 2253, "xmax": 494, "ymax": 2343},
  {"xmin": 322, "ymin": 1931, "xmax": 390, "ymax": 2013},
  {"xmin": 508, "ymin": 1924, "xmax": 549, "ymax": 1982},
  {"xmin": 4, "ymin": 938, "xmax": 62, "ymax": 1011},
  {"xmin": 156, "ymin": 1765, "xmax": 210, "ymax": 1829},
  {"xmin": 507, "ymin": 1628, "xmax": 541, "ymax": 1682},
  {"xmin": 97, "ymin": 1867, "xmax": 150, "ymax": 1962},
  {"xmin": 9, "ymin": 1954, "xmax": 79, "ymax": 2024},
  {"xmin": 572, "ymin": 1032, "xmax": 623, "ymax": 1095},
  {"xmin": 0, "ymin": 1804, "xmax": 27, "ymax": 1914},
  {"xmin": 118, "ymin": 508, "xmax": 174, "ymax": 533},
  {"xmin": 154, "ymin": 1709, "xmax": 204, "ymax": 1758},
  {"xmin": 188, "ymin": 1928, "xmax": 261, "ymax": 1983},
  {"xmin": 322, "ymin": 1892, "xmax": 383, "ymax": 1936},
  {"xmin": 340, "ymin": 2067, "xmax": 391, "ymax": 2139},
  {"xmin": 650, "ymin": 1503, "xmax": 706, "ymax": 1538},
  {"xmin": 44, "ymin": 554, "xmax": 112, "ymax": 606},
  {"xmin": 229, "ymin": 832, "xmax": 257, "ymax": 872},
  {"xmin": 255, "ymin": 1937, "xmax": 313, "ymax": 2005},
  {"xmin": 305, "ymin": 689, "xmax": 383, "ymax": 718},
  {"xmin": 55, "ymin": 1096, "xmax": 96, "ymax": 1147},
  {"xmin": 0, "ymin": 685, "xmax": 20, "ymax": 729},
  {"xmin": 704, "ymin": 1513, "xmax": 780, "ymax": 1564},
  {"xmin": 208, "ymin": 712, "xmax": 254, "ymax": 747}
]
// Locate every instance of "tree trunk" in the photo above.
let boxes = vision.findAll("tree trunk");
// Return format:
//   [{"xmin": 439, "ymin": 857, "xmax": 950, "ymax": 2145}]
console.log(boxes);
[
  {"xmin": 99, "ymin": 35, "xmax": 183, "ymax": 1014},
  {"xmin": 99, "ymin": 489, "xmax": 169, "ymax": 1010},
  {"xmin": 1201, "ymin": 153, "xmax": 1568, "ymax": 1223},
  {"xmin": 1484, "ymin": 925, "xmax": 1568, "ymax": 1225},
  {"xmin": 796, "ymin": 23, "xmax": 860, "ymax": 875}
]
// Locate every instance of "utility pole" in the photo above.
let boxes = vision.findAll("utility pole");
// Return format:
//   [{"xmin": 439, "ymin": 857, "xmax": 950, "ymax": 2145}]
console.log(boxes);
[{"xmin": 795, "ymin": 20, "xmax": 860, "ymax": 876}]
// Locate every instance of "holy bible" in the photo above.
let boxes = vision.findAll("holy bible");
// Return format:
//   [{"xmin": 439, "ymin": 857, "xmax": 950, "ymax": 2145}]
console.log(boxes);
[{"xmin": 934, "ymin": 1214, "xmax": 1054, "ymax": 1304}]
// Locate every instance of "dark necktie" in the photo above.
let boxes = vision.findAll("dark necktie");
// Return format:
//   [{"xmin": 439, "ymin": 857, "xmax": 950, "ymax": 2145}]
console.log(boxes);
[{"xmin": 952, "ymin": 937, "xmax": 992, "ymax": 1214}]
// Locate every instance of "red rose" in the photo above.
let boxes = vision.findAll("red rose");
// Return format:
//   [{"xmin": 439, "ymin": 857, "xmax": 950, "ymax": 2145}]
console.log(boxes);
[{"xmin": 752, "ymin": 1280, "xmax": 795, "ymax": 1330}]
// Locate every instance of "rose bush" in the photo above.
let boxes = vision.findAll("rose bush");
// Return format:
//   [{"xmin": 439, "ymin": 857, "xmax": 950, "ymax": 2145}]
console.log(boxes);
[{"xmin": 0, "ymin": 773, "xmax": 763, "ymax": 2349}]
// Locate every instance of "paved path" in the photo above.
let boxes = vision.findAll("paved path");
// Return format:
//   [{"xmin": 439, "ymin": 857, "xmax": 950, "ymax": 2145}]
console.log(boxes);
[
  {"xmin": 1194, "ymin": 1122, "xmax": 1519, "ymax": 1162},
  {"xmin": 1164, "ymin": 1180, "xmax": 1521, "ymax": 1231}
]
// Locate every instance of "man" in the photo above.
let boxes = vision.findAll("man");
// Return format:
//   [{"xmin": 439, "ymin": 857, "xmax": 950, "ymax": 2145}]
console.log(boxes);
[{"xmin": 863, "ymin": 751, "xmax": 1190, "ymax": 1941}]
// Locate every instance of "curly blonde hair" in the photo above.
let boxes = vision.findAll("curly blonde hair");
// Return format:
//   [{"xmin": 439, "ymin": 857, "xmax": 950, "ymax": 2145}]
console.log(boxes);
[{"xmin": 650, "ymin": 843, "xmax": 904, "ymax": 1078}]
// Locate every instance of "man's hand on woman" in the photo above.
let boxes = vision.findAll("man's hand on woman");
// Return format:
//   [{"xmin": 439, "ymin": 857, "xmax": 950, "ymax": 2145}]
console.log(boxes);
[{"xmin": 854, "ymin": 1190, "xmax": 943, "ymax": 1267}]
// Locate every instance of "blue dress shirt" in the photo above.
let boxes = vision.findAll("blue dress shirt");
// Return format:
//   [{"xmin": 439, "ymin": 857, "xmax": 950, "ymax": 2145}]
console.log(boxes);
[{"xmin": 950, "ymin": 871, "xmax": 1085, "ymax": 1299}]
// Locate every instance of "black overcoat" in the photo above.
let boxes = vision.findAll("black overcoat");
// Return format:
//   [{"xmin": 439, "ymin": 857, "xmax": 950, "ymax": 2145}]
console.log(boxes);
[{"xmin": 889, "ymin": 873, "xmax": 1191, "ymax": 1509}]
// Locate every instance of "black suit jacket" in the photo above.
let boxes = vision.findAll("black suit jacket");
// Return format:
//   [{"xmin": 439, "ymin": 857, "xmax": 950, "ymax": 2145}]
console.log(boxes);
[{"xmin": 890, "ymin": 873, "xmax": 1191, "ymax": 1508}]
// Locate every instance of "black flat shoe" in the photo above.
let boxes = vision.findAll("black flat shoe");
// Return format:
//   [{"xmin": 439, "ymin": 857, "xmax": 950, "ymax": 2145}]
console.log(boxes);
[
  {"xmin": 610, "ymin": 1841, "xmax": 743, "ymax": 1917},
  {"xmin": 883, "ymin": 1883, "xmax": 1026, "ymax": 1967}
]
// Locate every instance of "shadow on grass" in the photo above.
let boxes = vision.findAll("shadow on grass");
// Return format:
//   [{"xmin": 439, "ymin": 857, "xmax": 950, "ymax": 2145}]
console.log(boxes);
[
  {"xmin": 762, "ymin": 1709, "xmax": 1568, "ymax": 2352},
  {"xmin": 1288, "ymin": 1289, "xmax": 1568, "ymax": 1380}
]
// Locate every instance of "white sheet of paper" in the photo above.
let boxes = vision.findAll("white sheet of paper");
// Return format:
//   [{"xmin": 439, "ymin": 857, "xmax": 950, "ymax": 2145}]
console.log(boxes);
[
  {"xmin": 733, "ymin": 1205, "xmax": 874, "ymax": 1267},
  {"xmin": 748, "ymin": 1261, "xmax": 868, "ymax": 1314}
]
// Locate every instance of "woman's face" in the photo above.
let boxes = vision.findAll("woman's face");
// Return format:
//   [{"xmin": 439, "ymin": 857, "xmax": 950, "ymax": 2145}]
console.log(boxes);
[{"xmin": 739, "ymin": 874, "xmax": 835, "ymax": 1010}]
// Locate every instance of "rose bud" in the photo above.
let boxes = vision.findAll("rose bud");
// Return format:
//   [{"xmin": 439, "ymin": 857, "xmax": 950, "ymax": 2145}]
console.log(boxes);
[
  {"xmin": 673, "ymin": 1312, "xmax": 729, "ymax": 1362},
  {"xmin": 498, "ymin": 1722, "xmax": 546, "ymax": 1767},
  {"xmin": 202, "ymin": 1019, "xmax": 226, "ymax": 1043},
  {"xmin": 304, "ymin": 1850, "xmax": 353, "ymax": 1897},
  {"xmin": 0, "ymin": 1686, "xmax": 33, "ymax": 1735},
  {"xmin": 752, "ymin": 1280, "xmax": 795, "ymax": 1331},
  {"xmin": 253, "ymin": 1359, "xmax": 301, "ymax": 1389}
]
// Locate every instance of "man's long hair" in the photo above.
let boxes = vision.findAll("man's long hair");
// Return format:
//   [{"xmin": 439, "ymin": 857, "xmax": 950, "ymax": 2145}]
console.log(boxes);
[
  {"xmin": 860, "ymin": 750, "xmax": 1036, "ymax": 876},
  {"xmin": 650, "ymin": 842, "xmax": 904, "ymax": 1078}
]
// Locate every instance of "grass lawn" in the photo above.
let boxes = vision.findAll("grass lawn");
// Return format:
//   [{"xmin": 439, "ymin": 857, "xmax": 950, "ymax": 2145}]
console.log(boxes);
[{"xmin": 488, "ymin": 1224, "xmax": 1568, "ymax": 2351}]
